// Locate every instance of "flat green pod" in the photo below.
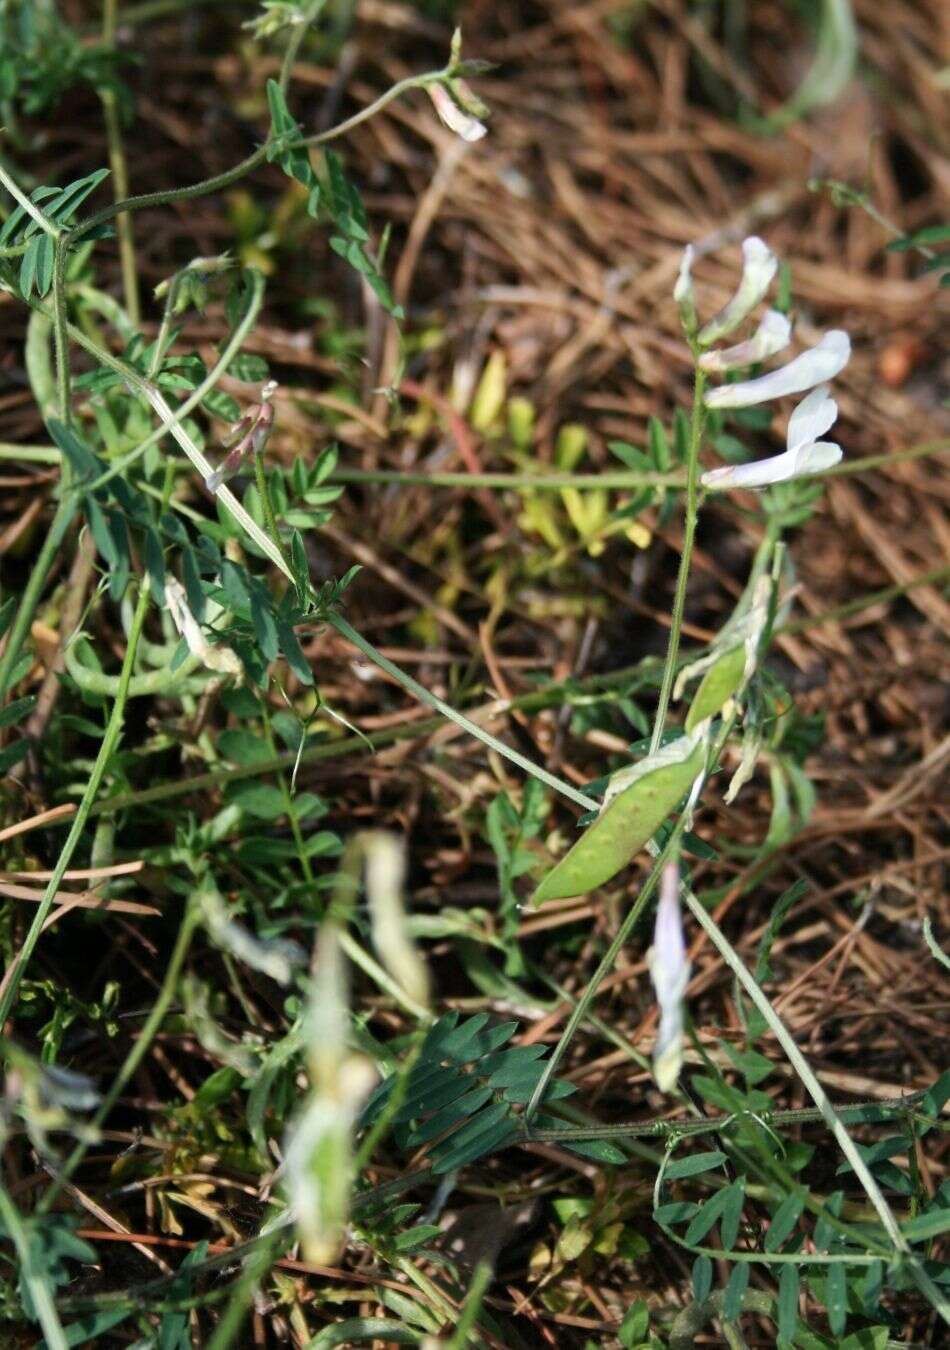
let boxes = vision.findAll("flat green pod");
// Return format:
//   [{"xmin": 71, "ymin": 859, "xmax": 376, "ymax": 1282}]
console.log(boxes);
[
  {"xmin": 685, "ymin": 644, "xmax": 746, "ymax": 733},
  {"xmin": 533, "ymin": 737, "xmax": 705, "ymax": 904}
]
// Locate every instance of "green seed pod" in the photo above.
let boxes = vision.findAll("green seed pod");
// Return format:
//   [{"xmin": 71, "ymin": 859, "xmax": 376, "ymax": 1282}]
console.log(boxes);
[
  {"xmin": 533, "ymin": 736, "xmax": 705, "ymax": 904},
  {"xmin": 684, "ymin": 644, "xmax": 745, "ymax": 733}
]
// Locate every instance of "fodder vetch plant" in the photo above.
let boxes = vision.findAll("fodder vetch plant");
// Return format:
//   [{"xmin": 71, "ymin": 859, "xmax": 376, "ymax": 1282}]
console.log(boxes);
[{"xmin": 0, "ymin": 3, "xmax": 947, "ymax": 1347}]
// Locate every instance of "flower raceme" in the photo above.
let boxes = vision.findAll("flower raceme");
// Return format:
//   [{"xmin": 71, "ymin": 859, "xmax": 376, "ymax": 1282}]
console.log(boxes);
[{"xmin": 679, "ymin": 236, "xmax": 852, "ymax": 490}]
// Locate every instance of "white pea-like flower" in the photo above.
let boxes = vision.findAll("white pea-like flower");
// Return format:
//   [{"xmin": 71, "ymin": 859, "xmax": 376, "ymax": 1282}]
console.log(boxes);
[
  {"xmin": 704, "ymin": 330, "xmax": 850, "ymax": 410},
  {"xmin": 428, "ymin": 83, "xmax": 487, "ymax": 142},
  {"xmin": 702, "ymin": 383, "xmax": 842, "ymax": 490},
  {"xmin": 165, "ymin": 577, "xmax": 243, "ymax": 679},
  {"xmin": 648, "ymin": 862, "xmax": 691, "ymax": 1093},
  {"xmin": 698, "ymin": 236, "xmax": 778, "ymax": 345},
  {"xmin": 698, "ymin": 309, "xmax": 791, "ymax": 373}
]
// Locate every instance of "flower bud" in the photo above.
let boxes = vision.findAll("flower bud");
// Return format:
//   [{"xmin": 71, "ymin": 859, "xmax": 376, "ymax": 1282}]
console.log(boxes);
[
  {"xmin": 698, "ymin": 309, "xmax": 791, "ymax": 372},
  {"xmin": 698, "ymin": 237, "xmax": 777, "ymax": 345},
  {"xmin": 674, "ymin": 245, "xmax": 697, "ymax": 334}
]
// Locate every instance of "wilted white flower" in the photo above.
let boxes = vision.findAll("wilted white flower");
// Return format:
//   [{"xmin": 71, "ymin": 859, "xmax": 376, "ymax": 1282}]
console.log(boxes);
[
  {"xmin": 702, "ymin": 383, "xmax": 843, "ymax": 490},
  {"xmin": 165, "ymin": 577, "xmax": 244, "ymax": 679},
  {"xmin": 704, "ymin": 330, "xmax": 850, "ymax": 410},
  {"xmin": 200, "ymin": 884, "xmax": 305, "ymax": 984},
  {"xmin": 428, "ymin": 82, "xmax": 487, "ymax": 141},
  {"xmin": 698, "ymin": 309, "xmax": 791, "ymax": 373},
  {"xmin": 648, "ymin": 862, "xmax": 691, "ymax": 1093},
  {"xmin": 698, "ymin": 236, "xmax": 777, "ymax": 345}
]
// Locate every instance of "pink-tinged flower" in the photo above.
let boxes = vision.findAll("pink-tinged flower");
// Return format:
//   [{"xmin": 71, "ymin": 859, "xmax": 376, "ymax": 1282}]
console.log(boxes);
[
  {"xmin": 428, "ymin": 83, "xmax": 487, "ymax": 142},
  {"xmin": 698, "ymin": 309, "xmax": 791, "ymax": 372},
  {"xmin": 698, "ymin": 237, "xmax": 778, "ymax": 345},
  {"xmin": 704, "ymin": 331, "xmax": 850, "ymax": 409},
  {"xmin": 648, "ymin": 862, "xmax": 691, "ymax": 1093},
  {"xmin": 702, "ymin": 383, "xmax": 843, "ymax": 490},
  {"xmin": 205, "ymin": 380, "xmax": 279, "ymax": 493}
]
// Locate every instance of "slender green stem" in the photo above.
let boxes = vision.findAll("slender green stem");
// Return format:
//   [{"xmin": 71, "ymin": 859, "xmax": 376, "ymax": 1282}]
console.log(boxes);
[
  {"xmin": 352, "ymin": 1032, "xmax": 425, "ymax": 1175},
  {"xmin": 51, "ymin": 239, "xmax": 71, "ymax": 420},
  {"xmin": 525, "ymin": 1092, "xmax": 926, "ymax": 1143},
  {"xmin": 327, "ymin": 613, "xmax": 596, "ymax": 812},
  {"xmin": 649, "ymin": 368, "xmax": 707, "ymax": 753},
  {"xmin": 0, "ymin": 578, "xmax": 151, "ymax": 1028},
  {"xmin": 0, "ymin": 495, "xmax": 77, "ymax": 697},
  {"xmin": 333, "ymin": 467, "xmax": 684, "ymax": 490},
  {"xmin": 65, "ymin": 69, "xmax": 446, "ymax": 248},
  {"xmin": 277, "ymin": 0, "xmax": 327, "ymax": 93},
  {"xmin": 326, "ymin": 437, "xmax": 949, "ymax": 491},
  {"xmin": 523, "ymin": 815, "xmax": 686, "ymax": 1124},
  {"xmin": 39, "ymin": 894, "xmax": 199, "ymax": 1212},
  {"xmin": 682, "ymin": 889, "xmax": 950, "ymax": 1326},
  {"xmin": 0, "ymin": 1188, "xmax": 68, "ymax": 1350}
]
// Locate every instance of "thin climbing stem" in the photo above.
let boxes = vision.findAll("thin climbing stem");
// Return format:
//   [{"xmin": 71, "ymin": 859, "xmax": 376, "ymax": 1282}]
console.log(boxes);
[
  {"xmin": 64, "ymin": 67, "xmax": 448, "ymax": 250},
  {"xmin": 327, "ymin": 613, "xmax": 596, "ymax": 813},
  {"xmin": 649, "ymin": 366, "xmax": 707, "ymax": 753}
]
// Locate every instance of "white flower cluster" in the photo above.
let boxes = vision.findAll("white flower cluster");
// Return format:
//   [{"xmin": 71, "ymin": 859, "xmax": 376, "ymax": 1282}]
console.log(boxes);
[{"xmin": 677, "ymin": 237, "xmax": 851, "ymax": 490}]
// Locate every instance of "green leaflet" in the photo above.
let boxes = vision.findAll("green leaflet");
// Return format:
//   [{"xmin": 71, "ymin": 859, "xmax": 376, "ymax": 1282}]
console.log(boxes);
[
  {"xmin": 685, "ymin": 644, "xmax": 745, "ymax": 732},
  {"xmin": 533, "ymin": 736, "xmax": 705, "ymax": 904}
]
